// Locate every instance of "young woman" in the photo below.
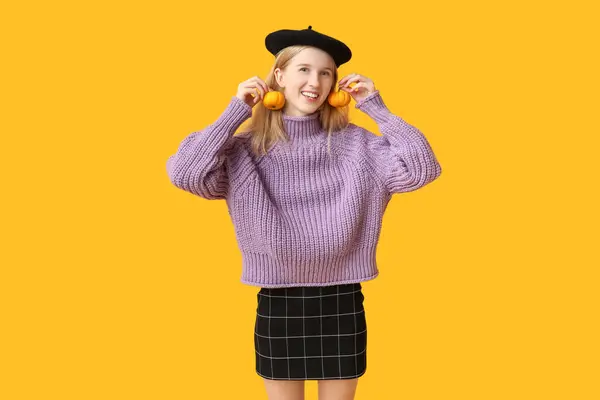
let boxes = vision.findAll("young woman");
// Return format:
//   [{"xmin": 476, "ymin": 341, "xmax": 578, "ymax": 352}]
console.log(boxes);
[{"xmin": 167, "ymin": 26, "xmax": 442, "ymax": 400}]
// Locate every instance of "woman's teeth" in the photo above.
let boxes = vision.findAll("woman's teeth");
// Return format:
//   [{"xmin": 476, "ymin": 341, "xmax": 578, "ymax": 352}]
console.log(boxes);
[{"xmin": 301, "ymin": 92, "xmax": 319, "ymax": 100}]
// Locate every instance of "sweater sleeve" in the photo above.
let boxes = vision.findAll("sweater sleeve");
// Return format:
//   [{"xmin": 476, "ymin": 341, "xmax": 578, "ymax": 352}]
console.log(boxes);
[
  {"xmin": 166, "ymin": 96, "xmax": 253, "ymax": 200},
  {"xmin": 355, "ymin": 90, "xmax": 442, "ymax": 195}
]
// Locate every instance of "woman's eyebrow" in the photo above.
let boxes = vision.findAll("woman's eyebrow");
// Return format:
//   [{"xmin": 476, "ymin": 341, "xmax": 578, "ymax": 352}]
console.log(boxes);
[{"xmin": 296, "ymin": 63, "xmax": 333, "ymax": 71}]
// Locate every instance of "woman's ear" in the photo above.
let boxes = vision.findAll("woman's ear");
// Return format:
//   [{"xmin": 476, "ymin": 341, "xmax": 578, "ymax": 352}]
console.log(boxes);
[{"xmin": 274, "ymin": 68, "xmax": 285, "ymax": 88}]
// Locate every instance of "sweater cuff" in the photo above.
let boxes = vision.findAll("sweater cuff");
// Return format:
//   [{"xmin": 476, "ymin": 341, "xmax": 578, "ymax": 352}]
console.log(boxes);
[
  {"xmin": 220, "ymin": 96, "xmax": 253, "ymax": 127},
  {"xmin": 355, "ymin": 90, "xmax": 393, "ymax": 124},
  {"xmin": 190, "ymin": 96, "xmax": 253, "ymax": 158}
]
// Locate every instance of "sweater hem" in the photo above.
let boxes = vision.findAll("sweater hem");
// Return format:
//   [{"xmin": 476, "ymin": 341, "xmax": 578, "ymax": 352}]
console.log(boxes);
[
  {"xmin": 238, "ymin": 246, "xmax": 381, "ymax": 288},
  {"xmin": 240, "ymin": 271, "xmax": 379, "ymax": 288}
]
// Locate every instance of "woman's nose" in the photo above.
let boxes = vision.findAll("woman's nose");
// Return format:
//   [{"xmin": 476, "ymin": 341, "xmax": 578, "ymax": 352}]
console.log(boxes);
[{"xmin": 309, "ymin": 74, "xmax": 321, "ymax": 88}]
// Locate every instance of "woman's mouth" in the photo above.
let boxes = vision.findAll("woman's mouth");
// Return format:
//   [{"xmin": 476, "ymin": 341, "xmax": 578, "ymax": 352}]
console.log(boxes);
[{"xmin": 301, "ymin": 91, "xmax": 319, "ymax": 102}]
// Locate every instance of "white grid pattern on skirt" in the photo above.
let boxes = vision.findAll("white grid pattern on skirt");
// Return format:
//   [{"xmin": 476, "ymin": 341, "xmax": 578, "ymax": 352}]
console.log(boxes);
[{"xmin": 254, "ymin": 283, "xmax": 367, "ymax": 380}]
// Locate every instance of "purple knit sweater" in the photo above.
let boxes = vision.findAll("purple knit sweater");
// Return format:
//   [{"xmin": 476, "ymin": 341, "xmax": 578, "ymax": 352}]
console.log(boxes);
[{"xmin": 166, "ymin": 90, "xmax": 442, "ymax": 288}]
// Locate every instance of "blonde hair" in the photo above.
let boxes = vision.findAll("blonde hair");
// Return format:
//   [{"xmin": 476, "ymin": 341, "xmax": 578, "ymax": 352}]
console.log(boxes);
[{"xmin": 238, "ymin": 45, "xmax": 350, "ymax": 157}]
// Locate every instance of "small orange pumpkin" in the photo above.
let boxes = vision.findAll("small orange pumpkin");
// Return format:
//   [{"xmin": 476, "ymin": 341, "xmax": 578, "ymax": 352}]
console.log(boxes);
[
  {"xmin": 263, "ymin": 91, "xmax": 285, "ymax": 110},
  {"xmin": 328, "ymin": 89, "xmax": 352, "ymax": 107}
]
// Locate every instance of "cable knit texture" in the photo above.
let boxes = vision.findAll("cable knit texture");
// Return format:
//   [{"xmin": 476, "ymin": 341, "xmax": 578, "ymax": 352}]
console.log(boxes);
[{"xmin": 166, "ymin": 90, "xmax": 442, "ymax": 288}]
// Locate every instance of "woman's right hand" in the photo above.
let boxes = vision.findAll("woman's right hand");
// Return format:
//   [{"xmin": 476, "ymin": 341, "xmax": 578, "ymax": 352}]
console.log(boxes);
[{"xmin": 236, "ymin": 76, "xmax": 270, "ymax": 108}]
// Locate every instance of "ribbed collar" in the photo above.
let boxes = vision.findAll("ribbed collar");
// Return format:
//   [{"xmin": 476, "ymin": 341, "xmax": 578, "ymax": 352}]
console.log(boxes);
[{"xmin": 282, "ymin": 111, "xmax": 323, "ymax": 140}]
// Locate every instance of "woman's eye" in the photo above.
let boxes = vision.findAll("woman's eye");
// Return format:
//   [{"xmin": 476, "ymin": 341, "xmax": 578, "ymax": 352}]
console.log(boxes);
[{"xmin": 299, "ymin": 67, "xmax": 329, "ymax": 75}]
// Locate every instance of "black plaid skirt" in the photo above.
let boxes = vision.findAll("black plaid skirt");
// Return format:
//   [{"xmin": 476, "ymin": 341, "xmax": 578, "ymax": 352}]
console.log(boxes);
[{"xmin": 254, "ymin": 283, "xmax": 367, "ymax": 381}]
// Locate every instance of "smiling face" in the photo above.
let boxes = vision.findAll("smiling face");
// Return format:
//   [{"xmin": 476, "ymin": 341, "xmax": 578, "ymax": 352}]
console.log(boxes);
[{"xmin": 274, "ymin": 47, "xmax": 336, "ymax": 117}]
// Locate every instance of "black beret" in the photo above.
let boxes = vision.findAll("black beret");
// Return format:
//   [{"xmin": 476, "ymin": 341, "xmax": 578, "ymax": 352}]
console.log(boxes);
[{"xmin": 265, "ymin": 26, "xmax": 352, "ymax": 68}]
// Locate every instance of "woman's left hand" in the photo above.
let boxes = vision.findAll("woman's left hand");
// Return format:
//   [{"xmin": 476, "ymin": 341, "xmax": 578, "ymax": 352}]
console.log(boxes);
[{"xmin": 337, "ymin": 73, "xmax": 376, "ymax": 103}]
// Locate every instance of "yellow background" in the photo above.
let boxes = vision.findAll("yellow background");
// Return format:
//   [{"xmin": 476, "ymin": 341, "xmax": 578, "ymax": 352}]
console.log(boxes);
[{"xmin": 2, "ymin": 0, "xmax": 598, "ymax": 399}]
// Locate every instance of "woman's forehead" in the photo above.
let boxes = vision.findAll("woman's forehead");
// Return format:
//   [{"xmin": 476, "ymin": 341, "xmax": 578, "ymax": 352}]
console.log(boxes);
[{"xmin": 292, "ymin": 48, "xmax": 335, "ymax": 69}]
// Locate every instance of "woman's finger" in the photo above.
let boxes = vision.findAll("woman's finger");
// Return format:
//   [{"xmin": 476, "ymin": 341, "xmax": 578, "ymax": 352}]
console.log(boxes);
[
  {"xmin": 246, "ymin": 83, "xmax": 264, "ymax": 99},
  {"xmin": 253, "ymin": 77, "xmax": 269, "ymax": 95},
  {"xmin": 350, "ymin": 82, "xmax": 368, "ymax": 92},
  {"xmin": 254, "ymin": 84, "xmax": 265, "ymax": 98},
  {"xmin": 338, "ymin": 73, "xmax": 357, "ymax": 87},
  {"xmin": 340, "ymin": 82, "xmax": 365, "ymax": 95},
  {"xmin": 341, "ymin": 75, "xmax": 364, "ymax": 88}
]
